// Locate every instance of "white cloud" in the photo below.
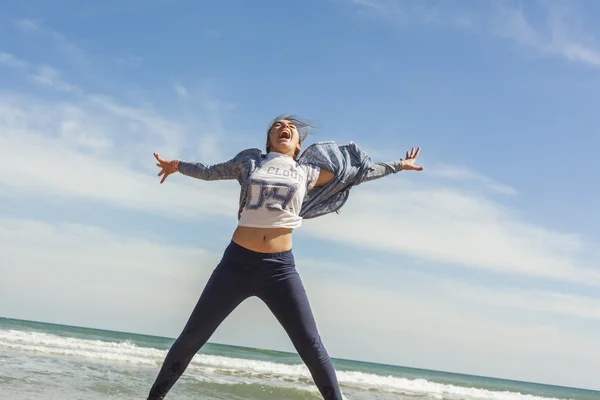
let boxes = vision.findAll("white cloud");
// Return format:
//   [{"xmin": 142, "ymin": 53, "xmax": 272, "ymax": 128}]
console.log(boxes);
[
  {"xmin": 491, "ymin": 1, "xmax": 600, "ymax": 68},
  {"xmin": 0, "ymin": 51, "xmax": 242, "ymax": 188},
  {"xmin": 300, "ymin": 178, "xmax": 600, "ymax": 287},
  {"xmin": 30, "ymin": 65, "xmax": 79, "ymax": 93},
  {"xmin": 0, "ymin": 217, "xmax": 221, "ymax": 334},
  {"xmin": 0, "ymin": 131, "xmax": 236, "ymax": 222},
  {"xmin": 12, "ymin": 16, "xmax": 146, "ymax": 75},
  {"xmin": 426, "ymin": 163, "xmax": 518, "ymax": 195},
  {"xmin": 174, "ymin": 83, "xmax": 188, "ymax": 97},
  {"xmin": 302, "ymin": 258, "xmax": 600, "ymax": 323},
  {"xmin": 1, "ymin": 216, "xmax": 599, "ymax": 390},
  {"xmin": 348, "ymin": 0, "xmax": 600, "ymax": 69},
  {"xmin": 14, "ymin": 18, "xmax": 40, "ymax": 34},
  {"xmin": 0, "ymin": 51, "xmax": 81, "ymax": 95},
  {"xmin": 462, "ymin": 285, "xmax": 600, "ymax": 321},
  {"xmin": 0, "ymin": 52, "xmax": 29, "ymax": 69},
  {"xmin": 0, "ymin": 93, "xmax": 241, "ymax": 220},
  {"xmin": 348, "ymin": 0, "xmax": 467, "ymax": 28},
  {"xmin": 14, "ymin": 18, "xmax": 87, "ymax": 63},
  {"xmin": 58, "ymin": 109, "xmax": 114, "ymax": 152},
  {"xmin": 352, "ymin": 0, "xmax": 397, "ymax": 14},
  {"xmin": 88, "ymin": 94, "xmax": 187, "ymax": 155}
]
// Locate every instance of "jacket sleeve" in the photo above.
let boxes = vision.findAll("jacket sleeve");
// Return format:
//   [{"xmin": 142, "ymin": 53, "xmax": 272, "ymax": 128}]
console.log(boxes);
[
  {"xmin": 178, "ymin": 149, "xmax": 258, "ymax": 181},
  {"xmin": 359, "ymin": 160, "xmax": 403, "ymax": 183}
]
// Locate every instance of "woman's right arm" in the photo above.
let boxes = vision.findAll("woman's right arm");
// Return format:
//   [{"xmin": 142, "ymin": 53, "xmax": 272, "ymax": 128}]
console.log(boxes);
[
  {"xmin": 178, "ymin": 158, "xmax": 240, "ymax": 181},
  {"xmin": 154, "ymin": 151, "xmax": 248, "ymax": 184}
]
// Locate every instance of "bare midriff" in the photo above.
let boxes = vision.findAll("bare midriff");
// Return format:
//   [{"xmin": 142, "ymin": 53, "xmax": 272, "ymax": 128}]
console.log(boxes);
[{"xmin": 231, "ymin": 225, "xmax": 294, "ymax": 253}]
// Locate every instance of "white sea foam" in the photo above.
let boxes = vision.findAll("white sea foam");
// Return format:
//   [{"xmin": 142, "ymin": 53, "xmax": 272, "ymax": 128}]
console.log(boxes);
[{"xmin": 0, "ymin": 329, "xmax": 568, "ymax": 400}]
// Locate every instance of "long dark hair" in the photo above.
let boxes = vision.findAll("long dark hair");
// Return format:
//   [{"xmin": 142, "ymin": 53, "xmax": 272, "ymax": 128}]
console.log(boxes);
[{"xmin": 266, "ymin": 114, "xmax": 314, "ymax": 159}]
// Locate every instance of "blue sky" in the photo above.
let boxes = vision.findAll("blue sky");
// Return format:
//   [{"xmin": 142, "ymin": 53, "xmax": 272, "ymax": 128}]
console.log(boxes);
[{"xmin": 1, "ymin": 0, "xmax": 600, "ymax": 391}]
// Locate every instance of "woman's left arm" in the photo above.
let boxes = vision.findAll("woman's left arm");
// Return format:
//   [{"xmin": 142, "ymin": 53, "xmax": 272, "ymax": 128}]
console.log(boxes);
[
  {"xmin": 314, "ymin": 169, "xmax": 335, "ymax": 187},
  {"xmin": 312, "ymin": 147, "xmax": 423, "ymax": 187},
  {"xmin": 361, "ymin": 147, "xmax": 423, "ymax": 183}
]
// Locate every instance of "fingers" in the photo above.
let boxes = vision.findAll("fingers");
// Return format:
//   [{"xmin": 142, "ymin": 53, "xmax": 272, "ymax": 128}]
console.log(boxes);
[
  {"xmin": 405, "ymin": 164, "xmax": 424, "ymax": 172},
  {"xmin": 155, "ymin": 153, "xmax": 169, "ymax": 172},
  {"xmin": 401, "ymin": 146, "xmax": 423, "ymax": 172},
  {"xmin": 154, "ymin": 153, "xmax": 166, "ymax": 167},
  {"xmin": 154, "ymin": 153, "xmax": 174, "ymax": 184},
  {"xmin": 154, "ymin": 152, "xmax": 169, "ymax": 165},
  {"xmin": 160, "ymin": 171, "xmax": 171, "ymax": 184},
  {"xmin": 405, "ymin": 146, "xmax": 421, "ymax": 159}
]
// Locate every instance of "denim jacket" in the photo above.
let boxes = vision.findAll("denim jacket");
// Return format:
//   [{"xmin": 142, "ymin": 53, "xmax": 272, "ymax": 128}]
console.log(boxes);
[{"xmin": 177, "ymin": 141, "xmax": 402, "ymax": 220}]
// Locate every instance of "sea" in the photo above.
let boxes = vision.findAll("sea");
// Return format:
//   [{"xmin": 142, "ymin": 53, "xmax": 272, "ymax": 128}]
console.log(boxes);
[{"xmin": 1, "ymin": 317, "xmax": 598, "ymax": 400}]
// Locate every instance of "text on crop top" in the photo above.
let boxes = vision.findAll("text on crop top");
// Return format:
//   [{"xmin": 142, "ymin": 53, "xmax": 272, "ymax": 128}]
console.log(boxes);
[{"xmin": 237, "ymin": 152, "xmax": 320, "ymax": 229}]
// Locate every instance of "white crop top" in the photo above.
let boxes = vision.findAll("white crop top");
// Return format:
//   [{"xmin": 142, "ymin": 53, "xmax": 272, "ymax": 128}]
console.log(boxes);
[{"xmin": 238, "ymin": 152, "xmax": 320, "ymax": 229}]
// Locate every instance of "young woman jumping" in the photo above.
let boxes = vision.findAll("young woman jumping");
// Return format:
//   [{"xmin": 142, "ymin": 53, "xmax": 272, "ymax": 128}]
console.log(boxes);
[{"xmin": 147, "ymin": 115, "xmax": 423, "ymax": 400}]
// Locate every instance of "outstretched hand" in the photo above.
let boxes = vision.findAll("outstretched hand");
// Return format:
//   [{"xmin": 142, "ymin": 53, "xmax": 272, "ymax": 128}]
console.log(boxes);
[
  {"xmin": 154, "ymin": 152, "xmax": 179, "ymax": 184},
  {"xmin": 401, "ymin": 147, "xmax": 424, "ymax": 171}
]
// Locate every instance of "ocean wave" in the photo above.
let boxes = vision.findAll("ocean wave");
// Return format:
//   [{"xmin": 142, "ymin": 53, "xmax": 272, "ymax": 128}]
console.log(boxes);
[{"xmin": 0, "ymin": 329, "xmax": 567, "ymax": 400}]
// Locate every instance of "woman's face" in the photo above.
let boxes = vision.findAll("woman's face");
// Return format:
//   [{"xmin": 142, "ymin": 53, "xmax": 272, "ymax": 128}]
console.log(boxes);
[{"xmin": 267, "ymin": 119, "xmax": 301, "ymax": 158}]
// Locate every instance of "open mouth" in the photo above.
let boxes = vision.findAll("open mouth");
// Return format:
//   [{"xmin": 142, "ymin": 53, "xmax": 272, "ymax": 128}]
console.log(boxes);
[{"xmin": 279, "ymin": 130, "xmax": 292, "ymax": 140}]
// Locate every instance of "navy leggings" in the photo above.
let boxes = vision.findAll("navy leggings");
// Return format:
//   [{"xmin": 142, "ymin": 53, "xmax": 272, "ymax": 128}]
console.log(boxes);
[{"xmin": 147, "ymin": 241, "xmax": 343, "ymax": 400}]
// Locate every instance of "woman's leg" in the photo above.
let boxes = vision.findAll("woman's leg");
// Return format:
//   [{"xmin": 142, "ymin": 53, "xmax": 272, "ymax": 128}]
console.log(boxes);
[
  {"xmin": 147, "ymin": 257, "xmax": 252, "ymax": 399},
  {"xmin": 258, "ymin": 266, "xmax": 344, "ymax": 400}
]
